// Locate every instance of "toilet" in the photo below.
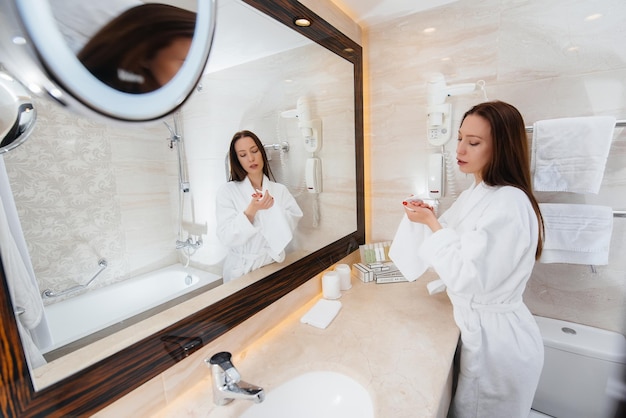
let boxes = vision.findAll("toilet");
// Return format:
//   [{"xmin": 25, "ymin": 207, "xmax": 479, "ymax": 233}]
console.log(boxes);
[{"xmin": 528, "ymin": 315, "xmax": 626, "ymax": 418}]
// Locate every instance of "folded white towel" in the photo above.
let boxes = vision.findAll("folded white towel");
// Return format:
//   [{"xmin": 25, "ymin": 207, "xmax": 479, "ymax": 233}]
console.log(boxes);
[
  {"xmin": 258, "ymin": 205, "xmax": 293, "ymax": 261},
  {"xmin": 531, "ymin": 116, "xmax": 615, "ymax": 194},
  {"xmin": 388, "ymin": 215, "xmax": 432, "ymax": 282},
  {"xmin": 300, "ymin": 299, "xmax": 342, "ymax": 329},
  {"xmin": 539, "ymin": 203, "xmax": 613, "ymax": 265}
]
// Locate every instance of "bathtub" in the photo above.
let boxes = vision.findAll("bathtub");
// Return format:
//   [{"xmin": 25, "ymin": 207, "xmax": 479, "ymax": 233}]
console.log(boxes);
[{"xmin": 42, "ymin": 264, "xmax": 222, "ymax": 354}]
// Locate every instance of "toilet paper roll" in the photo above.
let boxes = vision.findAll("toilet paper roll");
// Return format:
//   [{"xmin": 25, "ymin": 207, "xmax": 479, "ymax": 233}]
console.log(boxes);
[
  {"xmin": 322, "ymin": 271, "xmax": 341, "ymax": 299},
  {"xmin": 335, "ymin": 264, "xmax": 352, "ymax": 290}
]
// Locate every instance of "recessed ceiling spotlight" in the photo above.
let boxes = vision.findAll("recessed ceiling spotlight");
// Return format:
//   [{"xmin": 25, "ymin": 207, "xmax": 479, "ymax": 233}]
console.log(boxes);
[
  {"xmin": 585, "ymin": 13, "xmax": 602, "ymax": 21},
  {"xmin": 294, "ymin": 17, "xmax": 311, "ymax": 27},
  {"xmin": 423, "ymin": 27, "xmax": 436, "ymax": 34},
  {"xmin": 12, "ymin": 35, "xmax": 26, "ymax": 45}
]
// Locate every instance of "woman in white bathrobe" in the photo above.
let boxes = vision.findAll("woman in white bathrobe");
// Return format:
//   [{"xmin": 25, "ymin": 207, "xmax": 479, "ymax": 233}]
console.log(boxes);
[
  {"xmin": 394, "ymin": 101, "xmax": 545, "ymax": 417},
  {"xmin": 216, "ymin": 130, "xmax": 303, "ymax": 282}
]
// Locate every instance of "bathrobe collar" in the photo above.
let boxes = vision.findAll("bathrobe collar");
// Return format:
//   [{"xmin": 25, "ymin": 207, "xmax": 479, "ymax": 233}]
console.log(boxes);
[{"xmin": 442, "ymin": 181, "xmax": 497, "ymax": 229}]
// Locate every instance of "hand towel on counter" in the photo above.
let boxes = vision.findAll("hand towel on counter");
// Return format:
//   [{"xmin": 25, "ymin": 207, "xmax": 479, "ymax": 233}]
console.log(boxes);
[
  {"xmin": 388, "ymin": 215, "xmax": 432, "ymax": 282},
  {"xmin": 539, "ymin": 203, "xmax": 613, "ymax": 265},
  {"xmin": 531, "ymin": 116, "xmax": 615, "ymax": 194},
  {"xmin": 300, "ymin": 299, "xmax": 342, "ymax": 329}
]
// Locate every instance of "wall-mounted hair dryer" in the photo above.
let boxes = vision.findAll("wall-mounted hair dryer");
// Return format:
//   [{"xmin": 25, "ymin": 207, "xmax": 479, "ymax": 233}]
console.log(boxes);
[
  {"xmin": 281, "ymin": 96, "xmax": 322, "ymax": 153},
  {"xmin": 426, "ymin": 73, "xmax": 478, "ymax": 146}
]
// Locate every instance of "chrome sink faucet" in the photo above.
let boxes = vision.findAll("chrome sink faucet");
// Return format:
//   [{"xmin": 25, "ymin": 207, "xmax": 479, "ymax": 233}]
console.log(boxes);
[{"xmin": 206, "ymin": 351, "xmax": 265, "ymax": 406}]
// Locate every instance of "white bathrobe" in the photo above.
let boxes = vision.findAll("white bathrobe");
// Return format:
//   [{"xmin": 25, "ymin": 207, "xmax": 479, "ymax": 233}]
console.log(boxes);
[
  {"xmin": 216, "ymin": 176, "xmax": 303, "ymax": 282},
  {"xmin": 391, "ymin": 181, "xmax": 543, "ymax": 418}
]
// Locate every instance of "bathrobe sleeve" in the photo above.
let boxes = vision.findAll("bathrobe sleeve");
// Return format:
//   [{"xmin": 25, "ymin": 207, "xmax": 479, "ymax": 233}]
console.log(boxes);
[
  {"xmin": 215, "ymin": 181, "xmax": 258, "ymax": 247},
  {"xmin": 256, "ymin": 182, "xmax": 303, "ymax": 259},
  {"xmin": 418, "ymin": 186, "xmax": 538, "ymax": 299},
  {"xmin": 215, "ymin": 178, "xmax": 303, "ymax": 270},
  {"xmin": 268, "ymin": 182, "xmax": 303, "ymax": 231}
]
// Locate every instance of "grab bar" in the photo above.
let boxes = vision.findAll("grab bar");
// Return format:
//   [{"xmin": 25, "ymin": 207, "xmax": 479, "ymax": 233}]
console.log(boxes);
[{"xmin": 42, "ymin": 258, "xmax": 108, "ymax": 299}]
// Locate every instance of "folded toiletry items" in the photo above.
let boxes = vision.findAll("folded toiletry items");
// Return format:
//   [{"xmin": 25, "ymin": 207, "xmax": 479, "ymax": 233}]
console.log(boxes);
[{"xmin": 531, "ymin": 116, "xmax": 615, "ymax": 194}]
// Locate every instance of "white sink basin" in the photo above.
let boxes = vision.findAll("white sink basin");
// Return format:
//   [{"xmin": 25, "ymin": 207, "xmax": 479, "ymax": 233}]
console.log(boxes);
[{"xmin": 240, "ymin": 371, "xmax": 374, "ymax": 418}]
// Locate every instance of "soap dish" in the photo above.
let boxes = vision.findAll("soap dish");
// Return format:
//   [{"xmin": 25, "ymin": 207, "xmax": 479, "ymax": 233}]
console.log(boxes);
[{"xmin": 300, "ymin": 299, "xmax": 342, "ymax": 329}]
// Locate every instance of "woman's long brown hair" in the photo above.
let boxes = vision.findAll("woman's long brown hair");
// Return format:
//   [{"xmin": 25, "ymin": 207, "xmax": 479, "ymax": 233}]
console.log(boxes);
[
  {"xmin": 78, "ymin": 4, "xmax": 196, "ymax": 93},
  {"xmin": 461, "ymin": 100, "xmax": 544, "ymax": 259},
  {"xmin": 228, "ymin": 130, "xmax": 275, "ymax": 182}
]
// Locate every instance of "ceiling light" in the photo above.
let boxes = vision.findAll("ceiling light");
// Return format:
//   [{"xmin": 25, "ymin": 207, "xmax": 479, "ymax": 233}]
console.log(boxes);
[
  {"xmin": 294, "ymin": 17, "xmax": 311, "ymax": 27},
  {"xmin": 585, "ymin": 13, "xmax": 602, "ymax": 21},
  {"xmin": 423, "ymin": 27, "xmax": 436, "ymax": 34},
  {"xmin": 12, "ymin": 35, "xmax": 26, "ymax": 45}
]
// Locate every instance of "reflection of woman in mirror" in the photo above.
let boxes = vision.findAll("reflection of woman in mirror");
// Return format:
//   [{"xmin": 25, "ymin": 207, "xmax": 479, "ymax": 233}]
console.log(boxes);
[
  {"xmin": 216, "ymin": 130, "xmax": 303, "ymax": 282},
  {"xmin": 77, "ymin": 3, "xmax": 196, "ymax": 94}
]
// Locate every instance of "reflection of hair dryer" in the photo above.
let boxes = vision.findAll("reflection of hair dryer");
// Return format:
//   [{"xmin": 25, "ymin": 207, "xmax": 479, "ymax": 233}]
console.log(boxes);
[
  {"xmin": 281, "ymin": 96, "xmax": 321, "ymax": 153},
  {"xmin": 296, "ymin": 96, "xmax": 313, "ymax": 139}
]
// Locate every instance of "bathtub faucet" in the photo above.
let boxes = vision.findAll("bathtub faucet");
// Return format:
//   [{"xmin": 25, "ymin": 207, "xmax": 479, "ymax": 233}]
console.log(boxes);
[
  {"xmin": 176, "ymin": 236, "xmax": 202, "ymax": 250},
  {"xmin": 206, "ymin": 351, "xmax": 265, "ymax": 406}
]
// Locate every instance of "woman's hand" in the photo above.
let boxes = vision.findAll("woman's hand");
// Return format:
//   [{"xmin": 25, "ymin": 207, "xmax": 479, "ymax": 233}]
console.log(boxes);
[
  {"xmin": 404, "ymin": 200, "xmax": 442, "ymax": 232},
  {"xmin": 244, "ymin": 190, "xmax": 274, "ymax": 223}
]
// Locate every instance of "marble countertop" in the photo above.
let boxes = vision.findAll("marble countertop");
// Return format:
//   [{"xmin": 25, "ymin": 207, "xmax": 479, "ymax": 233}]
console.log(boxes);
[{"xmin": 155, "ymin": 269, "xmax": 459, "ymax": 418}]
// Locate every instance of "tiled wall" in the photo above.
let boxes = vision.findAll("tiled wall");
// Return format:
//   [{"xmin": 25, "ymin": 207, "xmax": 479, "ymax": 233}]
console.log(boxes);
[
  {"xmin": 366, "ymin": 0, "xmax": 626, "ymax": 333},
  {"xmin": 3, "ymin": 102, "xmax": 176, "ymax": 297}
]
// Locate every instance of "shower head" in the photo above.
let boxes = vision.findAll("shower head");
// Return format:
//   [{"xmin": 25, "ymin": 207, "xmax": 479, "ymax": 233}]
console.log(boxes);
[{"xmin": 163, "ymin": 121, "xmax": 182, "ymax": 142}]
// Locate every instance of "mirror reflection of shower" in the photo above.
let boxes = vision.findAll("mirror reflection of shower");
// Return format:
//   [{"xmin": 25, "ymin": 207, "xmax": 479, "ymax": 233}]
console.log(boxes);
[{"xmin": 164, "ymin": 112, "xmax": 202, "ymax": 266}]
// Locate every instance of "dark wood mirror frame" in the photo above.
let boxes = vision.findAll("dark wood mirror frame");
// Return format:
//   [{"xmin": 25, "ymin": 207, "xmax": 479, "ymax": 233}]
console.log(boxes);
[{"xmin": 0, "ymin": 0, "xmax": 364, "ymax": 416}]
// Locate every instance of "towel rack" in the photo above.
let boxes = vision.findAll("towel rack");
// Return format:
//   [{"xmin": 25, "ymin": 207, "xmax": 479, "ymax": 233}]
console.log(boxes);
[
  {"xmin": 525, "ymin": 119, "xmax": 626, "ymax": 132},
  {"xmin": 263, "ymin": 141, "xmax": 290, "ymax": 152}
]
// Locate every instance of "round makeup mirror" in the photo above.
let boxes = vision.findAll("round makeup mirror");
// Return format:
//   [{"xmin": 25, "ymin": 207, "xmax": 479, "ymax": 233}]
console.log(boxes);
[
  {"xmin": 0, "ymin": 0, "xmax": 216, "ymax": 122},
  {"xmin": 0, "ymin": 67, "xmax": 36, "ymax": 154}
]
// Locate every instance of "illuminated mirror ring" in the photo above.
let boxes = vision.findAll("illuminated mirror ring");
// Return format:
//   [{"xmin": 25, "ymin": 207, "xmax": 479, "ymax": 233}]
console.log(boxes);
[{"xmin": 0, "ymin": 0, "xmax": 216, "ymax": 122}]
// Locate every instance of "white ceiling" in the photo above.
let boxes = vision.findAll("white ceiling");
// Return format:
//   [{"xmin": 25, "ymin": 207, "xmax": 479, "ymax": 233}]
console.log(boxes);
[
  {"xmin": 204, "ymin": 0, "xmax": 309, "ymax": 73},
  {"xmin": 331, "ymin": 0, "xmax": 457, "ymax": 26}
]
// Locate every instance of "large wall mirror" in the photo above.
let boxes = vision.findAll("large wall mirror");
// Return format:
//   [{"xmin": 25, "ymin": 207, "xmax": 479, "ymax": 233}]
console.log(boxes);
[{"xmin": 0, "ymin": 0, "xmax": 364, "ymax": 416}]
